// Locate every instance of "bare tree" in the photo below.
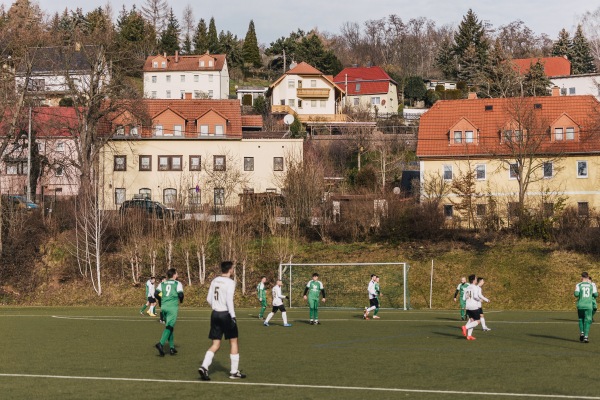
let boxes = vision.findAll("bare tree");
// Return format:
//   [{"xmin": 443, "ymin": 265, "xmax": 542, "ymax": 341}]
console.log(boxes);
[
  {"xmin": 581, "ymin": 7, "xmax": 600, "ymax": 69},
  {"xmin": 141, "ymin": 0, "xmax": 168, "ymax": 35}
]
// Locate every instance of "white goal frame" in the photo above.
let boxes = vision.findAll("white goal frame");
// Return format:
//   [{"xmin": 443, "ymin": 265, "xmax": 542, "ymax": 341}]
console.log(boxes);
[{"xmin": 278, "ymin": 262, "xmax": 410, "ymax": 310}]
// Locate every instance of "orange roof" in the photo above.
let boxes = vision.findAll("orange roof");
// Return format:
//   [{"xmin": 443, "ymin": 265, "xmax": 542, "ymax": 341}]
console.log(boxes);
[
  {"xmin": 241, "ymin": 115, "xmax": 263, "ymax": 128},
  {"xmin": 287, "ymin": 62, "xmax": 323, "ymax": 75},
  {"xmin": 143, "ymin": 53, "xmax": 227, "ymax": 72},
  {"xmin": 512, "ymin": 57, "xmax": 571, "ymax": 77},
  {"xmin": 417, "ymin": 95, "xmax": 600, "ymax": 158}
]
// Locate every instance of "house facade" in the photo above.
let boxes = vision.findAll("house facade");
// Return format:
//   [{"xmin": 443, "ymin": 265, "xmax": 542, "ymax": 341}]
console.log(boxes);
[
  {"xmin": 100, "ymin": 99, "xmax": 302, "ymax": 211},
  {"xmin": 551, "ymin": 73, "xmax": 600, "ymax": 100},
  {"xmin": 270, "ymin": 62, "xmax": 345, "ymax": 122},
  {"xmin": 142, "ymin": 52, "xmax": 229, "ymax": 100},
  {"xmin": 334, "ymin": 66, "xmax": 399, "ymax": 114},
  {"xmin": 416, "ymin": 93, "xmax": 600, "ymax": 223}
]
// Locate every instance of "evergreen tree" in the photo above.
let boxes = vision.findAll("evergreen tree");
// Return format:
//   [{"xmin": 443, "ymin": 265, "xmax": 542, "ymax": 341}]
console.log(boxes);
[
  {"xmin": 242, "ymin": 20, "xmax": 261, "ymax": 68},
  {"xmin": 265, "ymin": 29, "xmax": 304, "ymax": 72},
  {"xmin": 182, "ymin": 34, "xmax": 192, "ymax": 54},
  {"xmin": 116, "ymin": 5, "xmax": 157, "ymax": 76},
  {"xmin": 457, "ymin": 44, "xmax": 482, "ymax": 83},
  {"xmin": 435, "ymin": 36, "xmax": 458, "ymax": 79},
  {"xmin": 404, "ymin": 76, "xmax": 426, "ymax": 105},
  {"xmin": 571, "ymin": 24, "xmax": 596, "ymax": 74},
  {"xmin": 158, "ymin": 8, "xmax": 180, "ymax": 55},
  {"xmin": 451, "ymin": 9, "xmax": 489, "ymax": 81},
  {"xmin": 217, "ymin": 30, "xmax": 242, "ymax": 68},
  {"xmin": 207, "ymin": 17, "xmax": 219, "ymax": 53},
  {"xmin": 193, "ymin": 18, "xmax": 208, "ymax": 54},
  {"xmin": 551, "ymin": 28, "xmax": 572, "ymax": 58},
  {"xmin": 476, "ymin": 38, "xmax": 520, "ymax": 98},
  {"xmin": 522, "ymin": 60, "xmax": 551, "ymax": 96},
  {"xmin": 295, "ymin": 32, "xmax": 343, "ymax": 75}
]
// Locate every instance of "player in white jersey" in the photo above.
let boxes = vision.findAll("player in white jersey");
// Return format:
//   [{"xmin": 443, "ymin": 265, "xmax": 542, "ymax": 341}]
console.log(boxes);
[
  {"xmin": 263, "ymin": 280, "xmax": 292, "ymax": 327},
  {"xmin": 461, "ymin": 274, "xmax": 489, "ymax": 340},
  {"xmin": 199, "ymin": 261, "xmax": 246, "ymax": 381},
  {"xmin": 363, "ymin": 274, "xmax": 378, "ymax": 320},
  {"xmin": 477, "ymin": 277, "xmax": 491, "ymax": 331},
  {"xmin": 139, "ymin": 276, "xmax": 156, "ymax": 316}
]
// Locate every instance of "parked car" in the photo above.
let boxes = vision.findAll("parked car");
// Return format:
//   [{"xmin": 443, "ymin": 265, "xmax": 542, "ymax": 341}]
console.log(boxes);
[
  {"xmin": 2, "ymin": 195, "xmax": 40, "ymax": 211},
  {"xmin": 119, "ymin": 198, "xmax": 180, "ymax": 219}
]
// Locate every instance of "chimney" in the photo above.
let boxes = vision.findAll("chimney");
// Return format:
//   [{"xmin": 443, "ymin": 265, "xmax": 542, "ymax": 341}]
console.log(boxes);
[
  {"xmin": 175, "ymin": 51, "xmax": 179, "ymax": 63},
  {"xmin": 184, "ymin": 92, "xmax": 192, "ymax": 100},
  {"xmin": 551, "ymin": 85, "xmax": 560, "ymax": 97},
  {"xmin": 164, "ymin": 52, "xmax": 166, "ymax": 58},
  {"xmin": 468, "ymin": 92, "xmax": 477, "ymax": 100}
]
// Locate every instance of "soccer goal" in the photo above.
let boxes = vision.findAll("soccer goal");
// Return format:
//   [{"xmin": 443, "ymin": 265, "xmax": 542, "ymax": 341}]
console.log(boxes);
[{"xmin": 278, "ymin": 262, "xmax": 410, "ymax": 310}]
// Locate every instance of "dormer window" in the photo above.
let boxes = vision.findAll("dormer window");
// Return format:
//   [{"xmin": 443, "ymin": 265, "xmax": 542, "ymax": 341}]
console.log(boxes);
[
  {"xmin": 465, "ymin": 130, "xmax": 474, "ymax": 143},
  {"xmin": 161, "ymin": 61, "xmax": 166, "ymax": 68},
  {"xmin": 153, "ymin": 61, "xmax": 158, "ymax": 68},
  {"xmin": 209, "ymin": 60, "xmax": 214, "ymax": 67},
  {"xmin": 356, "ymin": 83, "xmax": 361, "ymax": 92},
  {"xmin": 555, "ymin": 128, "xmax": 564, "ymax": 141},
  {"xmin": 553, "ymin": 126, "xmax": 576, "ymax": 141},
  {"xmin": 200, "ymin": 61, "xmax": 205, "ymax": 67},
  {"xmin": 115, "ymin": 125, "xmax": 124, "ymax": 136},
  {"xmin": 453, "ymin": 131, "xmax": 462, "ymax": 143}
]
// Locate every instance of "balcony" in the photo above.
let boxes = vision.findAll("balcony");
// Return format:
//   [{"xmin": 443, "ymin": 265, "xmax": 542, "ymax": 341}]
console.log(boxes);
[
  {"xmin": 297, "ymin": 88, "xmax": 330, "ymax": 98},
  {"xmin": 271, "ymin": 104, "xmax": 296, "ymax": 115}
]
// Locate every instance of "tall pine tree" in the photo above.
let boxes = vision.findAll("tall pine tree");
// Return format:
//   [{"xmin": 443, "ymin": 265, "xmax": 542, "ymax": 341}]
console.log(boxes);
[
  {"xmin": 242, "ymin": 20, "xmax": 261, "ymax": 68},
  {"xmin": 207, "ymin": 17, "xmax": 219, "ymax": 53},
  {"xmin": 452, "ymin": 9, "xmax": 489, "ymax": 81},
  {"xmin": 158, "ymin": 8, "xmax": 180, "ymax": 54},
  {"xmin": 193, "ymin": 18, "xmax": 208, "ymax": 54},
  {"xmin": 522, "ymin": 60, "xmax": 551, "ymax": 96},
  {"xmin": 571, "ymin": 24, "xmax": 596, "ymax": 74},
  {"xmin": 551, "ymin": 28, "xmax": 572, "ymax": 58}
]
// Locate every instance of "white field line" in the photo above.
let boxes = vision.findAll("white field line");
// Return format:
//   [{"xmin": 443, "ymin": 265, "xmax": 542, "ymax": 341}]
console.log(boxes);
[{"xmin": 0, "ymin": 373, "xmax": 597, "ymax": 399}]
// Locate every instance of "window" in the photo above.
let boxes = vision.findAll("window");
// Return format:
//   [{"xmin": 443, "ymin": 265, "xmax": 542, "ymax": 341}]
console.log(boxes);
[
  {"xmin": 555, "ymin": 127, "xmax": 564, "ymax": 141},
  {"xmin": 5, "ymin": 161, "xmax": 26, "ymax": 175},
  {"xmin": 208, "ymin": 90, "xmax": 213, "ymax": 98},
  {"xmin": 200, "ymin": 125, "xmax": 209, "ymax": 136},
  {"xmin": 166, "ymin": 90, "xmax": 171, "ymax": 99},
  {"xmin": 443, "ymin": 204, "xmax": 453, "ymax": 218},
  {"xmin": 200, "ymin": 60, "xmax": 205, "ymax": 67},
  {"xmin": 180, "ymin": 90, "xmax": 185, "ymax": 98},
  {"xmin": 56, "ymin": 142, "xmax": 65, "ymax": 153},
  {"xmin": 151, "ymin": 91, "xmax": 157, "ymax": 99},
  {"xmin": 311, "ymin": 100, "xmax": 317, "ymax": 107},
  {"xmin": 130, "ymin": 126, "xmax": 139, "ymax": 136},
  {"xmin": 465, "ymin": 130, "xmax": 474, "ymax": 143},
  {"xmin": 569, "ymin": 87, "xmax": 576, "ymax": 95},
  {"xmin": 266, "ymin": 188, "xmax": 277, "ymax": 193},
  {"xmin": 443, "ymin": 165, "xmax": 453, "ymax": 180},
  {"xmin": 356, "ymin": 83, "xmax": 361, "ymax": 92},
  {"xmin": 288, "ymin": 80, "xmax": 295, "ymax": 88},
  {"xmin": 475, "ymin": 164, "xmax": 486, "ymax": 180},
  {"xmin": 515, "ymin": 130, "xmax": 523, "ymax": 141},
  {"xmin": 320, "ymin": 100, "xmax": 326, "ymax": 108},
  {"xmin": 154, "ymin": 125, "xmax": 164, "ymax": 136},
  {"xmin": 55, "ymin": 166, "xmax": 64, "ymax": 177},
  {"xmin": 161, "ymin": 61, "xmax": 166, "ymax": 68},
  {"xmin": 194, "ymin": 75, "xmax": 199, "ymax": 82},
  {"xmin": 163, "ymin": 188, "xmax": 177, "ymax": 205},
  {"xmin": 151, "ymin": 76, "xmax": 157, "ymax": 83},
  {"xmin": 208, "ymin": 74, "xmax": 213, "ymax": 82},
  {"xmin": 214, "ymin": 188, "xmax": 225, "ymax": 206},
  {"xmin": 298, "ymin": 100, "xmax": 302, "ymax": 108},
  {"xmin": 543, "ymin": 162, "xmax": 553, "ymax": 178},
  {"xmin": 371, "ymin": 97, "xmax": 381, "ymax": 105},
  {"xmin": 208, "ymin": 60, "xmax": 213, "ymax": 67},
  {"xmin": 115, "ymin": 125, "xmax": 124, "ymax": 136},
  {"xmin": 307, "ymin": 80, "xmax": 314, "ymax": 88},
  {"xmin": 476, "ymin": 204, "xmax": 486, "ymax": 217},
  {"xmin": 353, "ymin": 97, "xmax": 360, "ymax": 106},
  {"xmin": 577, "ymin": 161, "xmax": 588, "ymax": 178},
  {"xmin": 139, "ymin": 155, "xmax": 151, "ymax": 171},
  {"xmin": 273, "ymin": 157, "xmax": 284, "ymax": 171},
  {"xmin": 561, "ymin": 87, "xmax": 567, "ymax": 96},
  {"xmin": 214, "ymin": 155, "xmax": 226, "ymax": 171},
  {"xmin": 115, "ymin": 188, "xmax": 126, "ymax": 205},
  {"xmin": 194, "ymin": 91, "xmax": 201, "ymax": 99},
  {"xmin": 509, "ymin": 163, "xmax": 519, "ymax": 179},
  {"xmin": 180, "ymin": 75, "xmax": 185, "ymax": 82},
  {"xmin": 139, "ymin": 188, "xmax": 151, "ymax": 199},
  {"xmin": 189, "ymin": 188, "xmax": 201, "ymax": 205},
  {"xmin": 153, "ymin": 61, "xmax": 158, "ymax": 68},
  {"xmin": 453, "ymin": 131, "xmax": 462, "ymax": 143},
  {"xmin": 503, "ymin": 130, "xmax": 512, "ymax": 142},
  {"xmin": 166, "ymin": 75, "xmax": 171, "ymax": 83},
  {"xmin": 114, "ymin": 156, "xmax": 127, "ymax": 171},
  {"xmin": 215, "ymin": 125, "xmax": 224, "ymax": 136},
  {"xmin": 289, "ymin": 99, "xmax": 296, "ymax": 107},
  {"xmin": 244, "ymin": 157, "xmax": 254, "ymax": 171},
  {"xmin": 158, "ymin": 156, "xmax": 182, "ymax": 171},
  {"xmin": 578, "ymin": 202, "xmax": 589, "ymax": 216},
  {"xmin": 189, "ymin": 155, "xmax": 201, "ymax": 171},
  {"xmin": 566, "ymin": 127, "xmax": 575, "ymax": 140},
  {"xmin": 174, "ymin": 125, "xmax": 183, "ymax": 136},
  {"xmin": 298, "ymin": 80, "xmax": 303, "ymax": 88}
]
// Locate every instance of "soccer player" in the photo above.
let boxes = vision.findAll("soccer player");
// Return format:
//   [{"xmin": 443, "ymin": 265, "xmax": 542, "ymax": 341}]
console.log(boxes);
[
  {"xmin": 154, "ymin": 269, "xmax": 184, "ymax": 356},
  {"xmin": 477, "ymin": 277, "xmax": 492, "ymax": 331},
  {"xmin": 303, "ymin": 272, "xmax": 326, "ymax": 325},
  {"xmin": 453, "ymin": 277, "xmax": 469, "ymax": 321},
  {"xmin": 140, "ymin": 276, "xmax": 156, "ymax": 317},
  {"xmin": 257, "ymin": 276, "xmax": 267, "ymax": 320},
  {"xmin": 199, "ymin": 261, "xmax": 246, "ymax": 380},
  {"xmin": 157, "ymin": 276, "xmax": 167, "ymax": 324},
  {"xmin": 574, "ymin": 271, "xmax": 597, "ymax": 343},
  {"xmin": 461, "ymin": 274, "xmax": 489, "ymax": 340},
  {"xmin": 363, "ymin": 274, "xmax": 378, "ymax": 320},
  {"xmin": 373, "ymin": 275, "xmax": 382, "ymax": 319},
  {"xmin": 590, "ymin": 276, "xmax": 597, "ymax": 322},
  {"xmin": 263, "ymin": 279, "xmax": 292, "ymax": 327}
]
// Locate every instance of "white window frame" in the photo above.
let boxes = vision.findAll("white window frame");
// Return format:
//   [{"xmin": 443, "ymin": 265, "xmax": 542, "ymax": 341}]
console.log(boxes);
[
  {"xmin": 555, "ymin": 127, "xmax": 564, "ymax": 141},
  {"xmin": 200, "ymin": 125, "xmax": 209, "ymax": 136},
  {"xmin": 509, "ymin": 162, "xmax": 519, "ymax": 180},
  {"xmin": 151, "ymin": 75, "xmax": 157, "ymax": 83},
  {"xmin": 115, "ymin": 188, "xmax": 126, "ymax": 205},
  {"xmin": 443, "ymin": 165, "xmax": 453, "ymax": 181},
  {"xmin": 453, "ymin": 131, "xmax": 462, "ymax": 144},
  {"xmin": 215, "ymin": 125, "xmax": 224, "ymax": 136},
  {"xmin": 154, "ymin": 125, "xmax": 163, "ymax": 136},
  {"xmin": 311, "ymin": 80, "xmax": 317, "ymax": 88},
  {"xmin": 180, "ymin": 75, "xmax": 185, "ymax": 83},
  {"xmin": 174, "ymin": 125, "xmax": 183, "ymax": 136},
  {"xmin": 166, "ymin": 75, "xmax": 171, "ymax": 83},
  {"xmin": 288, "ymin": 80, "xmax": 295, "ymax": 88},
  {"xmin": 209, "ymin": 74, "xmax": 213, "ymax": 82},
  {"xmin": 465, "ymin": 130, "xmax": 474, "ymax": 143},
  {"xmin": 194, "ymin": 75, "xmax": 199, "ymax": 82},
  {"xmin": 371, "ymin": 97, "xmax": 381, "ymax": 105},
  {"xmin": 566, "ymin": 127, "xmax": 575, "ymax": 140},
  {"xmin": 166, "ymin": 90, "xmax": 171, "ymax": 99},
  {"xmin": 475, "ymin": 164, "xmax": 486, "ymax": 180},
  {"xmin": 577, "ymin": 160, "xmax": 588, "ymax": 178},
  {"xmin": 163, "ymin": 188, "xmax": 177, "ymax": 205}
]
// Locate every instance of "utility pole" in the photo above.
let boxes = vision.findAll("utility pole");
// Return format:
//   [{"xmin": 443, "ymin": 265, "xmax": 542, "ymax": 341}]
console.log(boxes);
[
  {"xmin": 27, "ymin": 107, "xmax": 32, "ymax": 202},
  {"xmin": 282, "ymin": 49, "xmax": 286, "ymax": 73}
]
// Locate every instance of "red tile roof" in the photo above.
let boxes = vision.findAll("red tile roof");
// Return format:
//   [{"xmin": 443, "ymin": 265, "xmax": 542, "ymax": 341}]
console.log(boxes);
[
  {"xmin": 417, "ymin": 95, "xmax": 600, "ymax": 158},
  {"xmin": 143, "ymin": 54, "xmax": 227, "ymax": 72},
  {"xmin": 287, "ymin": 62, "xmax": 323, "ymax": 75},
  {"xmin": 0, "ymin": 107, "xmax": 80, "ymax": 137},
  {"xmin": 512, "ymin": 57, "xmax": 571, "ymax": 77},
  {"xmin": 241, "ymin": 115, "xmax": 263, "ymax": 128},
  {"xmin": 334, "ymin": 66, "xmax": 395, "ymax": 95}
]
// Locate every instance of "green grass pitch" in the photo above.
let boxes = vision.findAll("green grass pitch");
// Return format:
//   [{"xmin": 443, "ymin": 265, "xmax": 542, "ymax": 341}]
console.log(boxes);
[{"xmin": 1, "ymin": 307, "xmax": 598, "ymax": 399}]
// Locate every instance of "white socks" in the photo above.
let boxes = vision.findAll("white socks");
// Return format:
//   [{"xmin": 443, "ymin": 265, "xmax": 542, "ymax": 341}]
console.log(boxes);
[
  {"xmin": 201, "ymin": 350, "xmax": 214, "ymax": 369},
  {"xmin": 367, "ymin": 306, "xmax": 377, "ymax": 312},
  {"xmin": 465, "ymin": 320, "xmax": 479, "ymax": 336},
  {"xmin": 282, "ymin": 312, "xmax": 288, "ymax": 325},
  {"xmin": 265, "ymin": 312, "xmax": 274, "ymax": 323},
  {"xmin": 480, "ymin": 317, "xmax": 488, "ymax": 329},
  {"xmin": 230, "ymin": 353, "xmax": 239, "ymax": 374}
]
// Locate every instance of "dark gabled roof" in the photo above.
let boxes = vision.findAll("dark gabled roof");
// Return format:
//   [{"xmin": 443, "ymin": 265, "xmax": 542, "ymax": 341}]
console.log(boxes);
[{"xmin": 17, "ymin": 45, "xmax": 100, "ymax": 74}]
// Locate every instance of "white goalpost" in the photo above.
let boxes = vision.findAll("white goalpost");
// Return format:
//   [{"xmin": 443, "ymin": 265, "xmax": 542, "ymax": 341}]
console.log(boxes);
[{"xmin": 278, "ymin": 262, "xmax": 410, "ymax": 310}]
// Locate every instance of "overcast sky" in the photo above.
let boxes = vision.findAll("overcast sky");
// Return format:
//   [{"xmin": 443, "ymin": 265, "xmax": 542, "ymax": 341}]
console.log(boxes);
[{"xmin": 3, "ymin": 0, "xmax": 596, "ymax": 45}]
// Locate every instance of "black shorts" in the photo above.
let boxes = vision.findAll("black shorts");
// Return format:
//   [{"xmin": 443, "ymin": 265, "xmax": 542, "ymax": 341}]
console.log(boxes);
[
  {"xmin": 478, "ymin": 307, "xmax": 484, "ymax": 314},
  {"xmin": 147, "ymin": 296, "xmax": 156, "ymax": 304},
  {"xmin": 209, "ymin": 311, "xmax": 239, "ymax": 340},
  {"xmin": 271, "ymin": 305, "xmax": 286, "ymax": 313},
  {"xmin": 369, "ymin": 298, "xmax": 379, "ymax": 308},
  {"xmin": 466, "ymin": 309, "xmax": 481, "ymax": 321}
]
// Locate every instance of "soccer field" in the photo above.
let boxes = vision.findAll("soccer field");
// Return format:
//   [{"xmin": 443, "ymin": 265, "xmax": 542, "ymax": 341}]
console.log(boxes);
[{"xmin": 1, "ymin": 307, "xmax": 598, "ymax": 400}]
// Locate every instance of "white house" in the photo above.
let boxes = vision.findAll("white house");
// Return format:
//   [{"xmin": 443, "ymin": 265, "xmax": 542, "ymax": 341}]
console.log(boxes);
[
  {"xmin": 270, "ymin": 62, "xmax": 345, "ymax": 122},
  {"xmin": 551, "ymin": 73, "xmax": 600, "ymax": 100},
  {"xmin": 143, "ymin": 52, "xmax": 229, "ymax": 100},
  {"xmin": 334, "ymin": 66, "xmax": 399, "ymax": 114},
  {"xmin": 237, "ymin": 86, "xmax": 268, "ymax": 106}
]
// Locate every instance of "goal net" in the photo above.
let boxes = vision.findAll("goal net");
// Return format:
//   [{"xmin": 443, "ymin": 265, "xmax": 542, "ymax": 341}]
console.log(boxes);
[{"xmin": 278, "ymin": 262, "xmax": 410, "ymax": 310}]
